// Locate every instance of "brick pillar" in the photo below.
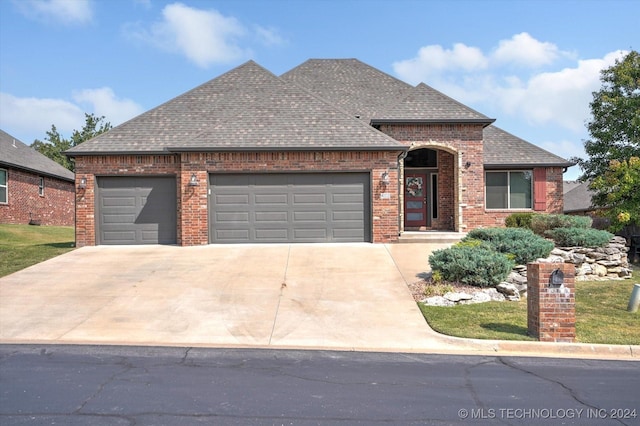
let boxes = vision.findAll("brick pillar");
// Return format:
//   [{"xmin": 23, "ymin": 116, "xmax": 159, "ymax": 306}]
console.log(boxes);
[{"xmin": 527, "ymin": 262, "xmax": 576, "ymax": 342}]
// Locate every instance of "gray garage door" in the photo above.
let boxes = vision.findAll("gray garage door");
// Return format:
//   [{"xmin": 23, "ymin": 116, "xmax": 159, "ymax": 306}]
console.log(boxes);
[
  {"xmin": 210, "ymin": 173, "xmax": 370, "ymax": 243},
  {"xmin": 97, "ymin": 176, "xmax": 177, "ymax": 245}
]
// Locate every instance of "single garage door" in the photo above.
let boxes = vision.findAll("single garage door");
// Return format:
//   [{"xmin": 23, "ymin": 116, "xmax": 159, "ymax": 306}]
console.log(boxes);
[
  {"xmin": 210, "ymin": 173, "xmax": 370, "ymax": 243},
  {"xmin": 96, "ymin": 176, "xmax": 177, "ymax": 245}
]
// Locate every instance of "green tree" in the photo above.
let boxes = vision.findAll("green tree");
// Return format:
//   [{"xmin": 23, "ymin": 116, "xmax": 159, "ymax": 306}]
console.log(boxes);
[
  {"xmin": 32, "ymin": 113, "xmax": 111, "ymax": 171},
  {"xmin": 574, "ymin": 50, "xmax": 640, "ymax": 179},
  {"xmin": 590, "ymin": 157, "xmax": 640, "ymax": 232}
]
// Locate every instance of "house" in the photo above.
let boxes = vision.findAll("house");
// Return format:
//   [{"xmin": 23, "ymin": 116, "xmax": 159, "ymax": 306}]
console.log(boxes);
[
  {"xmin": 0, "ymin": 129, "xmax": 75, "ymax": 226},
  {"xmin": 66, "ymin": 59, "xmax": 573, "ymax": 246}
]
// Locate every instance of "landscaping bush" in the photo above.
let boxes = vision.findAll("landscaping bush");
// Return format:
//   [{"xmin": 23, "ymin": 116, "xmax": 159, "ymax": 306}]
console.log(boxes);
[
  {"xmin": 545, "ymin": 227, "xmax": 613, "ymax": 248},
  {"xmin": 530, "ymin": 214, "xmax": 592, "ymax": 236},
  {"xmin": 463, "ymin": 227, "xmax": 554, "ymax": 264},
  {"xmin": 505, "ymin": 212, "xmax": 537, "ymax": 229},
  {"xmin": 428, "ymin": 245, "xmax": 514, "ymax": 287}
]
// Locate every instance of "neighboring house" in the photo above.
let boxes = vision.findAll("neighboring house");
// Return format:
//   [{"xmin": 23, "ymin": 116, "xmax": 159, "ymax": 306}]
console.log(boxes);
[
  {"xmin": 66, "ymin": 59, "xmax": 573, "ymax": 246},
  {"xmin": 0, "ymin": 130, "xmax": 75, "ymax": 226},
  {"xmin": 563, "ymin": 180, "xmax": 596, "ymax": 216}
]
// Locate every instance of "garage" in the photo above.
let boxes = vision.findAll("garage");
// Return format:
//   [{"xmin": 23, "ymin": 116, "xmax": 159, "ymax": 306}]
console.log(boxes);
[
  {"xmin": 210, "ymin": 173, "xmax": 370, "ymax": 243},
  {"xmin": 96, "ymin": 176, "xmax": 177, "ymax": 245}
]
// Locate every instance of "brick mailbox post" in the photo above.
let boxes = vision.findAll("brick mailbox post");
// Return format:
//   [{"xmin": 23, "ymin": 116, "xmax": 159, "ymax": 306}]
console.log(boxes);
[{"xmin": 527, "ymin": 262, "xmax": 576, "ymax": 343}]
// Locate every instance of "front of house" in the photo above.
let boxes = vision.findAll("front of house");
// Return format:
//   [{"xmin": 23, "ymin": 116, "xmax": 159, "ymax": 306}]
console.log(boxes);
[{"xmin": 66, "ymin": 59, "xmax": 572, "ymax": 246}]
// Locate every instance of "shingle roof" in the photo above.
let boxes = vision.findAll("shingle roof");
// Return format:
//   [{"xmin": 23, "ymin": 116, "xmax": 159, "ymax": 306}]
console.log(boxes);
[
  {"xmin": 372, "ymin": 83, "xmax": 494, "ymax": 124},
  {"xmin": 67, "ymin": 61, "xmax": 405, "ymax": 155},
  {"xmin": 281, "ymin": 58, "xmax": 413, "ymax": 124},
  {"xmin": 563, "ymin": 181, "xmax": 595, "ymax": 213},
  {"xmin": 483, "ymin": 125, "xmax": 574, "ymax": 168},
  {"xmin": 65, "ymin": 58, "xmax": 574, "ymax": 168},
  {"xmin": 0, "ymin": 129, "xmax": 74, "ymax": 181}
]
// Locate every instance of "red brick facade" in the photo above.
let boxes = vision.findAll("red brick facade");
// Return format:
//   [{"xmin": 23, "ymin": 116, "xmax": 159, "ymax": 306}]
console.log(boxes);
[
  {"xmin": 0, "ymin": 167, "xmax": 74, "ymax": 226},
  {"xmin": 378, "ymin": 123, "xmax": 565, "ymax": 233},
  {"xmin": 74, "ymin": 151, "xmax": 401, "ymax": 247},
  {"xmin": 527, "ymin": 262, "xmax": 576, "ymax": 343},
  {"xmin": 73, "ymin": 122, "xmax": 566, "ymax": 247}
]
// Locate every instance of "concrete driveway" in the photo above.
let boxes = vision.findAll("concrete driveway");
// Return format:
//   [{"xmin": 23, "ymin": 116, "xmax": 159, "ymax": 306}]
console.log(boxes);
[{"xmin": 0, "ymin": 244, "xmax": 448, "ymax": 351}]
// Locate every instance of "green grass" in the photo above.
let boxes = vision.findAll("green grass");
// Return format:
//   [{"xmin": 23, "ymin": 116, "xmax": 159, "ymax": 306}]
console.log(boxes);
[
  {"xmin": 0, "ymin": 224, "xmax": 75, "ymax": 277},
  {"xmin": 419, "ymin": 271, "xmax": 640, "ymax": 345}
]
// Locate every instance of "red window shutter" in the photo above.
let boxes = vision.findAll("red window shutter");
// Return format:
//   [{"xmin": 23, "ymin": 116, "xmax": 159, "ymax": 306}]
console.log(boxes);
[{"xmin": 533, "ymin": 168, "xmax": 546, "ymax": 211}]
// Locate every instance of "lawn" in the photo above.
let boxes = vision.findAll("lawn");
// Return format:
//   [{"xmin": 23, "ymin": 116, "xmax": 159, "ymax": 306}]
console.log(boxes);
[
  {"xmin": 419, "ymin": 271, "xmax": 640, "ymax": 345},
  {"xmin": 0, "ymin": 224, "xmax": 75, "ymax": 277}
]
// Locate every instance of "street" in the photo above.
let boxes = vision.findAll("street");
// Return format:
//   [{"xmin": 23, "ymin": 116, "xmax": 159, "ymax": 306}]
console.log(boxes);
[{"xmin": 0, "ymin": 345, "xmax": 638, "ymax": 425}]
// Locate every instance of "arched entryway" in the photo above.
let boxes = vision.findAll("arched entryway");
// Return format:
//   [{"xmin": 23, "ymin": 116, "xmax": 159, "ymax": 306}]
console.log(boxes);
[{"xmin": 402, "ymin": 146, "xmax": 458, "ymax": 231}]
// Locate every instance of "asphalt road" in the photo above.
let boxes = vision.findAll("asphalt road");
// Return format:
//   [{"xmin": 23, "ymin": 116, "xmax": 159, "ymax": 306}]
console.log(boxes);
[{"xmin": 0, "ymin": 345, "xmax": 638, "ymax": 425}]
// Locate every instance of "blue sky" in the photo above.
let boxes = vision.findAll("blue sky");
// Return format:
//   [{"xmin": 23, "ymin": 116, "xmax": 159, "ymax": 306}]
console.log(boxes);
[{"xmin": 1, "ymin": 0, "xmax": 638, "ymax": 180}]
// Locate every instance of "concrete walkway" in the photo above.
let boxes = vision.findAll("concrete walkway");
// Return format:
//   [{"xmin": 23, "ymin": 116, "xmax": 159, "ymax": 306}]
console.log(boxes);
[{"xmin": 0, "ymin": 244, "xmax": 637, "ymax": 359}]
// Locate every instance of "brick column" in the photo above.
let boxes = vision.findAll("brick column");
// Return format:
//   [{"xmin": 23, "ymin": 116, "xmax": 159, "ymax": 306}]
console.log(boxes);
[{"xmin": 527, "ymin": 262, "xmax": 576, "ymax": 342}]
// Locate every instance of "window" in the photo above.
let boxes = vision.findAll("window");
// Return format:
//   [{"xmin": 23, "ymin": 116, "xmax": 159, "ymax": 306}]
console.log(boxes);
[
  {"xmin": 405, "ymin": 148, "xmax": 437, "ymax": 168},
  {"xmin": 486, "ymin": 171, "xmax": 532, "ymax": 209},
  {"xmin": 38, "ymin": 177, "xmax": 45, "ymax": 196},
  {"xmin": 0, "ymin": 169, "xmax": 6, "ymax": 203}
]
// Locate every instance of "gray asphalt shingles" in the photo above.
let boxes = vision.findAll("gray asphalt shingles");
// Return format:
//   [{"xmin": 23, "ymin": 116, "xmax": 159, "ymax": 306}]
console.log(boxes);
[{"xmin": 0, "ymin": 130, "xmax": 74, "ymax": 181}]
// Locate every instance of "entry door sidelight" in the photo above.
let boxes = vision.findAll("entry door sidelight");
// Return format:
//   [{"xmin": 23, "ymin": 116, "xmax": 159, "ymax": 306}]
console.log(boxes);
[{"xmin": 404, "ymin": 173, "xmax": 428, "ymax": 227}]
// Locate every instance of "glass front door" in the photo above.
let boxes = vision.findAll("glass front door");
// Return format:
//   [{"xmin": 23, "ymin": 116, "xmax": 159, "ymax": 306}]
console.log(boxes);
[{"xmin": 404, "ymin": 173, "xmax": 428, "ymax": 228}]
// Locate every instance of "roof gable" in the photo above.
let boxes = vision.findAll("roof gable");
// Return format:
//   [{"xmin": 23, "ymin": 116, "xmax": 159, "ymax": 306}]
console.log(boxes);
[
  {"xmin": 68, "ymin": 60, "xmax": 404, "ymax": 154},
  {"xmin": 0, "ymin": 130, "xmax": 74, "ymax": 181}
]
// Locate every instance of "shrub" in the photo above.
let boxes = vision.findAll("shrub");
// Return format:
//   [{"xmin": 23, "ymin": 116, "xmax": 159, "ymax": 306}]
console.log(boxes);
[
  {"xmin": 505, "ymin": 212, "xmax": 537, "ymax": 229},
  {"xmin": 428, "ymin": 245, "xmax": 514, "ymax": 287},
  {"xmin": 545, "ymin": 227, "xmax": 613, "ymax": 248},
  {"xmin": 464, "ymin": 227, "xmax": 554, "ymax": 264},
  {"xmin": 530, "ymin": 214, "xmax": 592, "ymax": 236}
]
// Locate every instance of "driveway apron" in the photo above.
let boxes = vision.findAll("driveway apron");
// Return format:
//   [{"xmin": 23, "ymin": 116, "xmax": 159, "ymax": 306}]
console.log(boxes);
[{"xmin": 0, "ymin": 244, "xmax": 436, "ymax": 351}]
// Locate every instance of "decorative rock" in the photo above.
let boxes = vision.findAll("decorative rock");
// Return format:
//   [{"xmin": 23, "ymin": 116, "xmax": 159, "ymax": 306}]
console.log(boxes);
[
  {"xmin": 423, "ymin": 296, "xmax": 455, "ymax": 307},
  {"xmin": 496, "ymin": 283, "xmax": 521, "ymax": 301},
  {"xmin": 507, "ymin": 271, "xmax": 528, "ymax": 285},
  {"xmin": 592, "ymin": 264, "xmax": 608, "ymax": 277},
  {"xmin": 443, "ymin": 292, "xmax": 473, "ymax": 302},
  {"xmin": 460, "ymin": 292, "xmax": 492, "ymax": 304}
]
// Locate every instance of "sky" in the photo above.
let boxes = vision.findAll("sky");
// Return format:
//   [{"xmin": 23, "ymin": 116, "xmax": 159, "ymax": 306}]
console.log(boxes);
[{"xmin": 1, "ymin": 0, "xmax": 638, "ymax": 180}]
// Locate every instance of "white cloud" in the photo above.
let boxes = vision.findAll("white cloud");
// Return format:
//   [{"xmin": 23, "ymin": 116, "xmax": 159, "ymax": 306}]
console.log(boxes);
[
  {"xmin": 0, "ymin": 92, "xmax": 84, "ymax": 142},
  {"xmin": 73, "ymin": 88, "xmax": 144, "ymax": 127},
  {"xmin": 492, "ymin": 32, "xmax": 570, "ymax": 67},
  {"xmin": 0, "ymin": 89, "xmax": 143, "ymax": 144},
  {"xmin": 13, "ymin": 0, "xmax": 93, "ymax": 25},
  {"xmin": 393, "ymin": 34, "xmax": 627, "ymax": 133},
  {"xmin": 393, "ymin": 43, "xmax": 488, "ymax": 84},
  {"xmin": 127, "ymin": 2, "xmax": 249, "ymax": 68},
  {"xmin": 255, "ymin": 25, "xmax": 286, "ymax": 47}
]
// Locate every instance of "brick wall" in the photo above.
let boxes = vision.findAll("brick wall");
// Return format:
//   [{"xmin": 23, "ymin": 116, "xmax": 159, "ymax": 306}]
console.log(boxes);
[
  {"xmin": 0, "ymin": 167, "xmax": 74, "ymax": 226},
  {"xmin": 74, "ymin": 151, "xmax": 401, "ymax": 246},
  {"xmin": 527, "ymin": 262, "xmax": 576, "ymax": 342},
  {"xmin": 74, "ymin": 155, "xmax": 180, "ymax": 247}
]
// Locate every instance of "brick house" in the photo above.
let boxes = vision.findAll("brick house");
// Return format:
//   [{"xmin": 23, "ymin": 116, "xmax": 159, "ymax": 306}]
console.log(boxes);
[
  {"xmin": 66, "ymin": 59, "xmax": 573, "ymax": 246},
  {"xmin": 0, "ymin": 129, "xmax": 75, "ymax": 226}
]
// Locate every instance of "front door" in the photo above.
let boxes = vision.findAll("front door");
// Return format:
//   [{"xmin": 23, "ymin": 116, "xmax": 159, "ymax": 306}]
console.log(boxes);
[{"xmin": 404, "ymin": 173, "xmax": 428, "ymax": 228}]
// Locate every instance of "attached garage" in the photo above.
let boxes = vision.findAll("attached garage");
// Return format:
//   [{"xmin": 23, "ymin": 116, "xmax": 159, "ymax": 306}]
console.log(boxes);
[
  {"xmin": 96, "ymin": 176, "xmax": 177, "ymax": 245},
  {"xmin": 210, "ymin": 173, "xmax": 370, "ymax": 243}
]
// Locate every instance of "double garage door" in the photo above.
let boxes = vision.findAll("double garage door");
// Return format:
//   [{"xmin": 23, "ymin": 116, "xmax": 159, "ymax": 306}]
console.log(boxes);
[
  {"xmin": 210, "ymin": 173, "xmax": 370, "ymax": 243},
  {"xmin": 96, "ymin": 173, "xmax": 370, "ymax": 245}
]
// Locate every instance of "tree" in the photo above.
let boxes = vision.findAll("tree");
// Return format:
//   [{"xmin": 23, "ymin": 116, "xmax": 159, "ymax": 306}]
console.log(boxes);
[
  {"xmin": 571, "ymin": 50, "xmax": 640, "ymax": 231},
  {"xmin": 573, "ymin": 50, "xmax": 640, "ymax": 179},
  {"xmin": 32, "ymin": 113, "xmax": 111, "ymax": 171},
  {"xmin": 590, "ymin": 157, "xmax": 640, "ymax": 232}
]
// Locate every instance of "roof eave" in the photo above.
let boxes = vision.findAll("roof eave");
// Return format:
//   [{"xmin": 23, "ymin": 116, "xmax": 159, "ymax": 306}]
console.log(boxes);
[
  {"xmin": 371, "ymin": 118, "xmax": 496, "ymax": 127},
  {"xmin": 0, "ymin": 161, "xmax": 74, "ymax": 182},
  {"xmin": 484, "ymin": 161, "xmax": 575, "ymax": 169},
  {"xmin": 167, "ymin": 145, "xmax": 408, "ymax": 153}
]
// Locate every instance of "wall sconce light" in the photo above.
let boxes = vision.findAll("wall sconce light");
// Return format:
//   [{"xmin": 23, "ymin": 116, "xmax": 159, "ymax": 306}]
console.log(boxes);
[
  {"xmin": 381, "ymin": 170, "xmax": 390, "ymax": 185},
  {"xmin": 465, "ymin": 161, "xmax": 472, "ymax": 169},
  {"xmin": 188, "ymin": 173, "xmax": 199, "ymax": 186},
  {"xmin": 78, "ymin": 177, "xmax": 87, "ymax": 189}
]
